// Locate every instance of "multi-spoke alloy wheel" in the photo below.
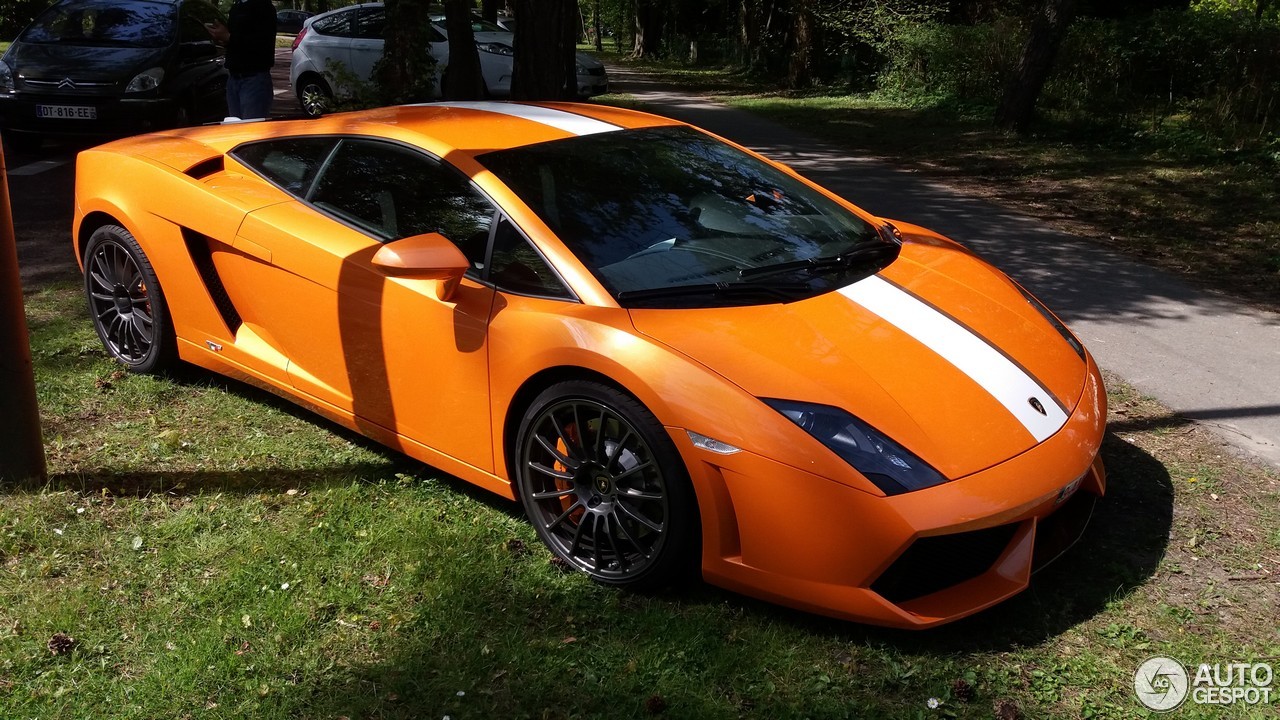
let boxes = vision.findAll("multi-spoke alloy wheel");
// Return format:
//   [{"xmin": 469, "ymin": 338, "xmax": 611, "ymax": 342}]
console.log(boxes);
[
  {"xmin": 297, "ymin": 76, "xmax": 332, "ymax": 118},
  {"xmin": 83, "ymin": 225, "xmax": 175, "ymax": 373},
  {"xmin": 517, "ymin": 381, "xmax": 698, "ymax": 588}
]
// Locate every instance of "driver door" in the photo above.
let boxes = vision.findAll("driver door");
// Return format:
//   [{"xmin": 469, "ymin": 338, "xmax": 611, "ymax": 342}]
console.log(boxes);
[{"xmin": 227, "ymin": 137, "xmax": 498, "ymax": 472}]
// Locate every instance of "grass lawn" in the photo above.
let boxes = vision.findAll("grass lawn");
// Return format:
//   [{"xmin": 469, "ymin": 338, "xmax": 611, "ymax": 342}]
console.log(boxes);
[
  {"xmin": 3, "ymin": 282, "xmax": 1279, "ymax": 719},
  {"xmin": 597, "ymin": 57, "xmax": 1280, "ymax": 313}
]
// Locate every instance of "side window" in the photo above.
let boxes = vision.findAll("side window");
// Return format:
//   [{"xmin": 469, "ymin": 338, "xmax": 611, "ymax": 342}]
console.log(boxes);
[
  {"xmin": 354, "ymin": 6, "xmax": 385, "ymax": 39},
  {"xmin": 230, "ymin": 138, "xmax": 338, "ymax": 197},
  {"xmin": 311, "ymin": 8, "xmax": 354, "ymax": 37},
  {"xmin": 178, "ymin": 13, "xmax": 209, "ymax": 43},
  {"xmin": 488, "ymin": 217, "xmax": 572, "ymax": 299},
  {"xmin": 308, "ymin": 139, "xmax": 493, "ymax": 270},
  {"xmin": 181, "ymin": 0, "xmax": 222, "ymax": 26}
]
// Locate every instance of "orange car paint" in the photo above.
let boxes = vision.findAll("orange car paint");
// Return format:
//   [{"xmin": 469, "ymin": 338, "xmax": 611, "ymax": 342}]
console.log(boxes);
[{"xmin": 74, "ymin": 102, "xmax": 1106, "ymax": 628}]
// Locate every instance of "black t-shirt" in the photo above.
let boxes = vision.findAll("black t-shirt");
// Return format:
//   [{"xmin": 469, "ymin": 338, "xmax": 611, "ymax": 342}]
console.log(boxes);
[{"xmin": 225, "ymin": 0, "xmax": 276, "ymax": 74}]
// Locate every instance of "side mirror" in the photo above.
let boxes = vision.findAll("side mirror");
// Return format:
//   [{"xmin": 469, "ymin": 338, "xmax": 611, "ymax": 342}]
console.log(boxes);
[{"xmin": 371, "ymin": 232, "xmax": 470, "ymax": 300}]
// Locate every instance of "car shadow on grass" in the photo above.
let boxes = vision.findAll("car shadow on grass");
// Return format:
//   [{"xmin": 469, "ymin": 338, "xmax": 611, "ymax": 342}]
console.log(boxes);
[
  {"xmin": 271, "ymin": 431, "xmax": 1171, "ymax": 719},
  {"xmin": 26, "ymin": 363, "xmax": 526, "ymax": 523}
]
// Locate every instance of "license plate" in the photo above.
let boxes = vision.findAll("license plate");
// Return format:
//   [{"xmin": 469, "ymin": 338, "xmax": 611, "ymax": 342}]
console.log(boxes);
[{"xmin": 36, "ymin": 104, "xmax": 97, "ymax": 120}]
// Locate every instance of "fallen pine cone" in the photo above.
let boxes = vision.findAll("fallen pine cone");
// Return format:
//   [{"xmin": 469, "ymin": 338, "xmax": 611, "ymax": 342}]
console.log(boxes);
[{"xmin": 47, "ymin": 632, "xmax": 76, "ymax": 656}]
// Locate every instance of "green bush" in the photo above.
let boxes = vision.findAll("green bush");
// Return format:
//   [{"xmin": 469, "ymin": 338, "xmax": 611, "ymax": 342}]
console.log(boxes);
[
  {"xmin": 876, "ymin": 9, "xmax": 1280, "ymax": 143},
  {"xmin": 1051, "ymin": 10, "xmax": 1280, "ymax": 140},
  {"xmin": 877, "ymin": 18, "xmax": 1025, "ymax": 104}
]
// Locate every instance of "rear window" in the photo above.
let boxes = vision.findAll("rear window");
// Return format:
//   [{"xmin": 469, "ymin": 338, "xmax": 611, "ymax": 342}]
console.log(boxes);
[
  {"xmin": 231, "ymin": 137, "xmax": 338, "ymax": 197},
  {"xmin": 20, "ymin": 0, "xmax": 177, "ymax": 48},
  {"xmin": 310, "ymin": 8, "xmax": 355, "ymax": 37}
]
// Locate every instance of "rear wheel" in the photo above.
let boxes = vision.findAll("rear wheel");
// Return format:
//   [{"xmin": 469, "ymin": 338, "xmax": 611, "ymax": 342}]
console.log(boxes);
[
  {"xmin": 83, "ymin": 224, "xmax": 176, "ymax": 374},
  {"xmin": 516, "ymin": 380, "xmax": 699, "ymax": 588},
  {"xmin": 296, "ymin": 74, "xmax": 332, "ymax": 118}
]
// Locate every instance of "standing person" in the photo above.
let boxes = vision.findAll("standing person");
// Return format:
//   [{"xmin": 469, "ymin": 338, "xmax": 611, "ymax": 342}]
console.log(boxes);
[{"xmin": 207, "ymin": 0, "xmax": 277, "ymax": 119}]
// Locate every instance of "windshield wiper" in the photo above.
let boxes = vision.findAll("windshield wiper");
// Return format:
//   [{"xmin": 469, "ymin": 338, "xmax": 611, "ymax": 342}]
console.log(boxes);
[
  {"xmin": 737, "ymin": 241, "xmax": 898, "ymax": 281},
  {"xmin": 617, "ymin": 281, "xmax": 809, "ymax": 305}
]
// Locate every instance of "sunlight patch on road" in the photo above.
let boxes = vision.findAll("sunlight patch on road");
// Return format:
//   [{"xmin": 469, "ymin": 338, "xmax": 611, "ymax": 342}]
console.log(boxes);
[{"xmin": 7, "ymin": 159, "xmax": 68, "ymax": 176}]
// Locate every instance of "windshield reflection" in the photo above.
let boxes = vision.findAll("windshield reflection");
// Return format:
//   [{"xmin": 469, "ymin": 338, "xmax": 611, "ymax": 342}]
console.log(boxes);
[
  {"xmin": 478, "ymin": 127, "xmax": 893, "ymax": 307},
  {"xmin": 21, "ymin": 0, "xmax": 176, "ymax": 48}
]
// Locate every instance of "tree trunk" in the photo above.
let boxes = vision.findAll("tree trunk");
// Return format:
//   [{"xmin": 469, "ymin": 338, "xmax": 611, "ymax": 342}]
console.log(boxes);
[
  {"xmin": 593, "ymin": 0, "xmax": 603, "ymax": 52},
  {"xmin": 511, "ymin": 0, "xmax": 577, "ymax": 100},
  {"xmin": 0, "ymin": 145, "xmax": 47, "ymax": 485},
  {"xmin": 737, "ymin": 0, "xmax": 758, "ymax": 70},
  {"xmin": 995, "ymin": 0, "xmax": 1078, "ymax": 132},
  {"xmin": 375, "ymin": 0, "xmax": 437, "ymax": 104},
  {"xmin": 632, "ymin": 0, "xmax": 662, "ymax": 58},
  {"xmin": 481, "ymin": 0, "xmax": 499, "ymax": 24},
  {"xmin": 443, "ymin": 0, "xmax": 485, "ymax": 100},
  {"xmin": 786, "ymin": 0, "xmax": 816, "ymax": 89}
]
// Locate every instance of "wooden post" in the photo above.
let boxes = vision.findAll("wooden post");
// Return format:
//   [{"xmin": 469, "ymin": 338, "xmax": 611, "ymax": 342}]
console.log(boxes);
[{"xmin": 0, "ymin": 138, "xmax": 47, "ymax": 484}]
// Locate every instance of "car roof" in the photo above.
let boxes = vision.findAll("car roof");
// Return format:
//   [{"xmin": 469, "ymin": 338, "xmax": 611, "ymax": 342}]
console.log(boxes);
[{"xmin": 94, "ymin": 102, "xmax": 685, "ymax": 166}]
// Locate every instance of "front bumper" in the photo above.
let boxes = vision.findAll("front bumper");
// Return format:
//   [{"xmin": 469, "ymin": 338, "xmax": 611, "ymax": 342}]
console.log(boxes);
[
  {"xmin": 576, "ymin": 71, "xmax": 608, "ymax": 97},
  {"xmin": 0, "ymin": 92, "xmax": 181, "ymax": 138},
  {"xmin": 675, "ymin": 355, "xmax": 1108, "ymax": 629}
]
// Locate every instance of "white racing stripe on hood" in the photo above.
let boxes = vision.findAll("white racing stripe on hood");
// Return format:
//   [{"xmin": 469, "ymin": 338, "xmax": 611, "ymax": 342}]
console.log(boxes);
[
  {"xmin": 839, "ymin": 275, "xmax": 1069, "ymax": 442},
  {"xmin": 427, "ymin": 101, "xmax": 621, "ymax": 136}
]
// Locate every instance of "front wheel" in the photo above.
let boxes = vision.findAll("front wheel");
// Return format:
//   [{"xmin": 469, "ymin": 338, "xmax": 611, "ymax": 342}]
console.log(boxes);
[
  {"xmin": 83, "ymin": 224, "xmax": 176, "ymax": 374},
  {"xmin": 516, "ymin": 380, "xmax": 699, "ymax": 588}
]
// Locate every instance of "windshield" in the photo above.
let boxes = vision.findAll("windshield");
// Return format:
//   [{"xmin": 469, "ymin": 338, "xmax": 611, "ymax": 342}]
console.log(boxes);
[
  {"xmin": 20, "ymin": 0, "xmax": 176, "ymax": 48},
  {"xmin": 478, "ymin": 126, "xmax": 895, "ymax": 307}
]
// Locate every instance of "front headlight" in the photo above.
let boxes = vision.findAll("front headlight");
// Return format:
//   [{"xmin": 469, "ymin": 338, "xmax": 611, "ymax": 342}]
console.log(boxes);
[
  {"xmin": 763, "ymin": 399, "xmax": 947, "ymax": 495},
  {"xmin": 476, "ymin": 42, "xmax": 514, "ymax": 56},
  {"xmin": 125, "ymin": 67, "xmax": 164, "ymax": 93},
  {"xmin": 0, "ymin": 62, "xmax": 14, "ymax": 93}
]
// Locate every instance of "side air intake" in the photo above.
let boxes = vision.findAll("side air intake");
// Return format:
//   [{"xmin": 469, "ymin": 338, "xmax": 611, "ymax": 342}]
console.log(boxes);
[{"xmin": 180, "ymin": 227, "xmax": 242, "ymax": 334}]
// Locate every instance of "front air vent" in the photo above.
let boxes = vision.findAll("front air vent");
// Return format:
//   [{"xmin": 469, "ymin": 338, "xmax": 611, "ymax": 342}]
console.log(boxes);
[{"xmin": 871, "ymin": 523, "xmax": 1019, "ymax": 604}]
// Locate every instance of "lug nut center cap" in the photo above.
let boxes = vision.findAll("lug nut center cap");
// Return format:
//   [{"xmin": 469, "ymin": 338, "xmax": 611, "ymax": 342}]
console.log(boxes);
[
  {"xmin": 113, "ymin": 286, "xmax": 132, "ymax": 314},
  {"xmin": 594, "ymin": 476, "xmax": 612, "ymax": 494}
]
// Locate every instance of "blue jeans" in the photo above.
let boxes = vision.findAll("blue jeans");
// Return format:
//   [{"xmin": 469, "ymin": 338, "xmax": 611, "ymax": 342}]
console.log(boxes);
[{"xmin": 226, "ymin": 72, "xmax": 273, "ymax": 119}]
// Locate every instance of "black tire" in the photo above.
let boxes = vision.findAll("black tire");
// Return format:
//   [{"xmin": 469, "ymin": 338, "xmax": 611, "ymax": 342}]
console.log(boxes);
[
  {"xmin": 83, "ymin": 224, "xmax": 177, "ymax": 374},
  {"xmin": 296, "ymin": 74, "xmax": 332, "ymax": 118},
  {"xmin": 516, "ymin": 380, "xmax": 699, "ymax": 588}
]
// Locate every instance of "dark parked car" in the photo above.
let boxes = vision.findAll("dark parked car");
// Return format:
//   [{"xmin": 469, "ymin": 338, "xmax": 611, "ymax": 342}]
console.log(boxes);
[
  {"xmin": 0, "ymin": 0, "xmax": 227, "ymax": 146},
  {"xmin": 276, "ymin": 9, "xmax": 311, "ymax": 35}
]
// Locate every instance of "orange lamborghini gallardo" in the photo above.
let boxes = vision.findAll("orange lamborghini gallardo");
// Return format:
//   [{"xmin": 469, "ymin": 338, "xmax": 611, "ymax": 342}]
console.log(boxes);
[{"xmin": 73, "ymin": 101, "xmax": 1106, "ymax": 629}]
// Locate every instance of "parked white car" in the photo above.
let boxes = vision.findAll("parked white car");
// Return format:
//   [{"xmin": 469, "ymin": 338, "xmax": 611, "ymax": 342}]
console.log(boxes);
[{"xmin": 289, "ymin": 3, "xmax": 608, "ymax": 118}]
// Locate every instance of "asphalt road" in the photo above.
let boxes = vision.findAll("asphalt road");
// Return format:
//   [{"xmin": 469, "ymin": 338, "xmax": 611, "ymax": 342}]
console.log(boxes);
[{"xmin": 7, "ymin": 58, "xmax": 1279, "ymax": 469}]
